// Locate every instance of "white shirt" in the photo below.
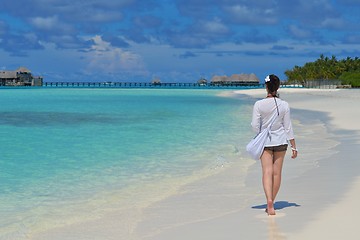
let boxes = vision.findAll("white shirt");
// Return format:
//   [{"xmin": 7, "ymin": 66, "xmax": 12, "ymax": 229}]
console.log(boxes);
[{"xmin": 251, "ymin": 97, "xmax": 294, "ymax": 147}]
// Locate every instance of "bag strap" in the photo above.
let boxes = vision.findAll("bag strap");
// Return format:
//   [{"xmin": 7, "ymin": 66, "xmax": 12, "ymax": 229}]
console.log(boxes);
[
  {"xmin": 258, "ymin": 97, "xmax": 280, "ymax": 133},
  {"xmin": 268, "ymin": 97, "xmax": 279, "ymax": 129},
  {"xmin": 274, "ymin": 97, "xmax": 279, "ymax": 116}
]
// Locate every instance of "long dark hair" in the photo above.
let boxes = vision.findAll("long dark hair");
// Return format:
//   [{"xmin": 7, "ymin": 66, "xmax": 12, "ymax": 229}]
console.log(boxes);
[{"xmin": 265, "ymin": 74, "xmax": 280, "ymax": 97}]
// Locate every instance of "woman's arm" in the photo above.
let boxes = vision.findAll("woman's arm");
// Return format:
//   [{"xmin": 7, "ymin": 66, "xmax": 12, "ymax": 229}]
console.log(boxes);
[
  {"xmin": 284, "ymin": 103, "xmax": 297, "ymax": 159},
  {"xmin": 251, "ymin": 102, "xmax": 261, "ymax": 133},
  {"xmin": 283, "ymin": 104, "xmax": 294, "ymax": 140},
  {"xmin": 289, "ymin": 139, "xmax": 298, "ymax": 159}
]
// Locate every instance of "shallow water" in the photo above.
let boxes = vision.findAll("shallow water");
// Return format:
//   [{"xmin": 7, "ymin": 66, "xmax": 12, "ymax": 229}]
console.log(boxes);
[{"xmin": 0, "ymin": 88, "xmax": 254, "ymax": 238}]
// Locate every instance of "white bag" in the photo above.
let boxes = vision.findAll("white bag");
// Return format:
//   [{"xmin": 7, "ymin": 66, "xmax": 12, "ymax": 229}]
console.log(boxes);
[
  {"xmin": 246, "ymin": 110, "xmax": 278, "ymax": 160},
  {"xmin": 246, "ymin": 127, "xmax": 271, "ymax": 160}
]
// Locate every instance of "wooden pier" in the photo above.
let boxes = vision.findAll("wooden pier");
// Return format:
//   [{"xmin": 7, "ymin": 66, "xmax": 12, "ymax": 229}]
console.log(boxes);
[{"xmin": 43, "ymin": 82, "xmax": 263, "ymax": 89}]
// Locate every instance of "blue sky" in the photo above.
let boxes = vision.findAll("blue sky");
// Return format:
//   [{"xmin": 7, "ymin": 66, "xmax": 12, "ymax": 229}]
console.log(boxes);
[{"xmin": 1, "ymin": 0, "xmax": 360, "ymax": 83}]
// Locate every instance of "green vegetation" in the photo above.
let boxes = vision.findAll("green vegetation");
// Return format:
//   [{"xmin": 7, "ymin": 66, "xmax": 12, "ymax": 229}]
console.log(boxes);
[
  {"xmin": 285, "ymin": 54, "xmax": 360, "ymax": 87},
  {"xmin": 339, "ymin": 72, "xmax": 360, "ymax": 87}
]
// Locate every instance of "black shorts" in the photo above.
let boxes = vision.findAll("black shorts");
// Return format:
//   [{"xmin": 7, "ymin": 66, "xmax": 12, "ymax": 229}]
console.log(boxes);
[{"xmin": 264, "ymin": 144, "xmax": 288, "ymax": 152}]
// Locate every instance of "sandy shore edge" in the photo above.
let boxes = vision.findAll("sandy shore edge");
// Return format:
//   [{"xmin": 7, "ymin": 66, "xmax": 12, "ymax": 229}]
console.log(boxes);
[
  {"xmin": 137, "ymin": 88, "xmax": 360, "ymax": 240},
  {"xmin": 237, "ymin": 88, "xmax": 360, "ymax": 239},
  {"xmin": 31, "ymin": 88, "xmax": 360, "ymax": 240}
]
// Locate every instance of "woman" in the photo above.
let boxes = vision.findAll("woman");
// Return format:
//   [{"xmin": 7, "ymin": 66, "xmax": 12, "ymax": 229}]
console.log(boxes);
[{"xmin": 251, "ymin": 74, "xmax": 298, "ymax": 215}]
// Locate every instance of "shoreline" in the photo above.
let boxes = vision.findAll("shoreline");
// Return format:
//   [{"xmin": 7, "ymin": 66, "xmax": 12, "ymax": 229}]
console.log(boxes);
[
  {"xmin": 31, "ymin": 88, "xmax": 360, "ymax": 239},
  {"xmin": 236, "ymin": 88, "xmax": 360, "ymax": 238}
]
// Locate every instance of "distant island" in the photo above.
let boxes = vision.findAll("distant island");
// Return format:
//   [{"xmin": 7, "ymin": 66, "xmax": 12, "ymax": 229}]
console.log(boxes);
[
  {"xmin": 0, "ymin": 67, "xmax": 43, "ymax": 86},
  {"xmin": 285, "ymin": 55, "xmax": 360, "ymax": 87}
]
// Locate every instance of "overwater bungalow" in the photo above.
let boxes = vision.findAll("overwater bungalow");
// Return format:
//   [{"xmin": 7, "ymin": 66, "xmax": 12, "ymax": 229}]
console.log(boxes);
[
  {"xmin": 211, "ymin": 73, "xmax": 259, "ymax": 86},
  {"xmin": 151, "ymin": 78, "xmax": 161, "ymax": 85},
  {"xmin": 197, "ymin": 77, "xmax": 208, "ymax": 85},
  {"xmin": 0, "ymin": 67, "xmax": 43, "ymax": 86}
]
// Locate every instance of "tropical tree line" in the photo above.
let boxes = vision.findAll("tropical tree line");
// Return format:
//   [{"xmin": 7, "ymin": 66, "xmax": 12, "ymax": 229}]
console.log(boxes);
[{"xmin": 285, "ymin": 54, "xmax": 360, "ymax": 87}]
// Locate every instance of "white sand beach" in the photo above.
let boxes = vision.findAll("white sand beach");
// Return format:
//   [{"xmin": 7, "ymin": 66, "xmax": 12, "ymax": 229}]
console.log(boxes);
[
  {"xmin": 31, "ymin": 88, "xmax": 360, "ymax": 240},
  {"xmin": 235, "ymin": 88, "xmax": 360, "ymax": 240}
]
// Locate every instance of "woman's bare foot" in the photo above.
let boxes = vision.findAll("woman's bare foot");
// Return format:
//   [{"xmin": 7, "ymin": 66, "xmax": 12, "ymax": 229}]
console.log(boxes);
[{"xmin": 266, "ymin": 200, "xmax": 276, "ymax": 215}]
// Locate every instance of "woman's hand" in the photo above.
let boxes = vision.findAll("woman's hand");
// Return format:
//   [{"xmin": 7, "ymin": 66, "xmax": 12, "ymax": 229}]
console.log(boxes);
[
  {"xmin": 289, "ymin": 139, "xmax": 297, "ymax": 159},
  {"xmin": 291, "ymin": 147, "xmax": 298, "ymax": 159}
]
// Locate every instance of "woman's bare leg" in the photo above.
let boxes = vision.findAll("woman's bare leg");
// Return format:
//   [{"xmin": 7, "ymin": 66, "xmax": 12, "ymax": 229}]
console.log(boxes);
[
  {"xmin": 261, "ymin": 150, "xmax": 275, "ymax": 215},
  {"xmin": 272, "ymin": 151, "xmax": 286, "ymax": 202}
]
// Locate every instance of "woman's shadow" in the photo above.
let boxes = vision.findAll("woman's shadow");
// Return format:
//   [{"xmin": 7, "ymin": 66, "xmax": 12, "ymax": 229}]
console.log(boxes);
[
  {"xmin": 252, "ymin": 201, "xmax": 300, "ymax": 239},
  {"xmin": 251, "ymin": 200, "xmax": 301, "ymax": 211}
]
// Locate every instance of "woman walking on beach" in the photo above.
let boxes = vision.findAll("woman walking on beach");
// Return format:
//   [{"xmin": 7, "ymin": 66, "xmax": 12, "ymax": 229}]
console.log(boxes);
[{"xmin": 251, "ymin": 74, "xmax": 298, "ymax": 215}]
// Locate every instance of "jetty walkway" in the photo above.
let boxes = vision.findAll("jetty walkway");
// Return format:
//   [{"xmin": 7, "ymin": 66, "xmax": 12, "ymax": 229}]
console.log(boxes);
[{"xmin": 42, "ymin": 82, "xmax": 300, "ymax": 89}]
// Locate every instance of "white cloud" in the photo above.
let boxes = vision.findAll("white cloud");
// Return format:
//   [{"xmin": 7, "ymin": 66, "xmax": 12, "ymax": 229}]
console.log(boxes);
[
  {"xmin": 85, "ymin": 35, "xmax": 147, "ymax": 74},
  {"xmin": 320, "ymin": 18, "xmax": 346, "ymax": 29},
  {"xmin": 225, "ymin": 4, "xmax": 277, "ymax": 25},
  {"xmin": 343, "ymin": 34, "xmax": 360, "ymax": 44},
  {"xmin": 30, "ymin": 15, "xmax": 74, "ymax": 34},
  {"xmin": 30, "ymin": 16, "xmax": 60, "ymax": 30},
  {"xmin": 202, "ymin": 18, "xmax": 229, "ymax": 34},
  {"xmin": 287, "ymin": 25, "xmax": 313, "ymax": 39},
  {"xmin": 0, "ymin": 20, "xmax": 7, "ymax": 35}
]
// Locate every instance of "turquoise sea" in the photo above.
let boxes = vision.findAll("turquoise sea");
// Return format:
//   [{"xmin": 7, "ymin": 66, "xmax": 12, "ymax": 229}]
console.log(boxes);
[{"xmin": 0, "ymin": 88, "xmax": 254, "ymax": 238}]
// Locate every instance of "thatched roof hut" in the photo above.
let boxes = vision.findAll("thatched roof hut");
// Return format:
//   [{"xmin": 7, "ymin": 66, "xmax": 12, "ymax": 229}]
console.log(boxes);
[
  {"xmin": 0, "ymin": 70, "xmax": 17, "ymax": 79},
  {"xmin": 230, "ymin": 73, "xmax": 259, "ymax": 83},
  {"xmin": 197, "ymin": 77, "xmax": 208, "ymax": 85},
  {"xmin": 151, "ymin": 78, "xmax": 161, "ymax": 85},
  {"xmin": 16, "ymin": 67, "xmax": 31, "ymax": 73},
  {"xmin": 0, "ymin": 66, "xmax": 42, "ymax": 86},
  {"xmin": 211, "ymin": 75, "xmax": 228, "ymax": 83},
  {"xmin": 211, "ymin": 73, "xmax": 259, "ymax": 84}
]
